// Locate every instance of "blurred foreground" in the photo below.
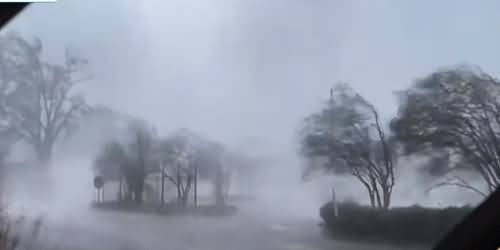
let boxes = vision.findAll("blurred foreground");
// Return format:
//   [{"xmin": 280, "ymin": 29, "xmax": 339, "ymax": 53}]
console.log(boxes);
[{"xmin": 10, "ymin": 201, "xmax": 426, "ymax": 250}]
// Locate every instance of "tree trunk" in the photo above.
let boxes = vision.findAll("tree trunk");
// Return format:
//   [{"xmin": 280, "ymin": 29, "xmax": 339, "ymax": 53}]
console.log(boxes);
[
  {"xmin": 36, "ymin": 144, "xmax": 53, "ymax": 167},
  {"xmin": 194, "ymin": 166, "xmax": 198, "ymax": 207},
  {"xmin": 382, "ymin": 188, "xmax": 391, "ymax": 209},
  {"xmin": 135, "ymin": 175, "xmax": 145, "ymax": 204},
  {"xmin": 176, "ymin": 166, "xmax": 181, "ymax": 202},
  {"xmin": 118, "ymin": 177, "xmax": 123, "ymax": 201},
  {"xmin": 125, "ymin": 184, "xmax": 133, "ymax": 201},
  {"xmin": 161, "ymin": 168, "xmax": 165, "ymax": 205},
  {"xmin": 223, "ymin": 172, "xmax": 231, "ymax": 198},
  {"xmin": 134, "ymin": 188, "xmax": 143, "ymax": 204},
  {"xmin": 371, "ymin": 178, "xmax": 382, "ymax": 208},
  {"xmin": 214, "ymin": 164, "xmax": 225, "ymax": 207},
  {"xmin": 29, "ymin": 162, "xmax": 52, "ymax": 204},
  {"xmin": 356, "ymin": 174, "xmax": 376, "ymax": 208},
  {"xmin": 181, "ymin": 174, "xmax": 193, "ymax": 206},
  {"xmin": 368, "ymin": 190, "xmax": 375, "ymax": 207}
]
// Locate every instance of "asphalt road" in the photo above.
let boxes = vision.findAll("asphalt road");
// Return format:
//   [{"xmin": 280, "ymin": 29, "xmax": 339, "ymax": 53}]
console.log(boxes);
[{"xmin": 21, "ymin": 204, "xmax": 428, "ymax": 250}]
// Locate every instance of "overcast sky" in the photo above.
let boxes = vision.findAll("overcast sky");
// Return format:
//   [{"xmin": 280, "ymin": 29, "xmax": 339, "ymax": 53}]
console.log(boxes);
[{"xmin": 4, "ymin": 0, "xmax": 500, "ymax": 154}]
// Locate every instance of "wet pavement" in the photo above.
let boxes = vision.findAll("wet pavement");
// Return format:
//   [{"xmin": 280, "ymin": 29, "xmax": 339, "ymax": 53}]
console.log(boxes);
[{"xmin": 28, "ymin": 204, "xmax": 429, "ymax": 250}]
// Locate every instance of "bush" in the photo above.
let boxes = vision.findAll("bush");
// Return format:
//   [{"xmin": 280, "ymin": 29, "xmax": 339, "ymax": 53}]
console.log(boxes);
[
  {"xmin": 0, "ymin": 206, "xmax": 45, "ymax": 250},
  {"xmin": 320, "ymin": 201, "xmax": 473, "ymax": 245}
]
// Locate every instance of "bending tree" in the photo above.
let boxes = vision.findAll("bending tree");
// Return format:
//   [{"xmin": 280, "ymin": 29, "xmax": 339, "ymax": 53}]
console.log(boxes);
[
  {"xmin": 0, "ymin": 33, "xmax": 24, "ymax": 182},
  {"xmin": 125, "ymin": 121, "xmax": 157, "ymax": 203},
  {"xmin": 0, "ymin": 32, "xmax": 90, "ymax": 165},
  {"xmin": 391, "ymin": 65, "xmax": 500, "ymax": 196},
  {"xmin": 196, "ymin": 139, "xmax": 225, "ymax": 207},
  {"xmin": 94, "ymin": 120, "xmax": 157, "ymax": 204},
  {"xmin": 157, "ymin": 130, "xmax": 198, "ymax": 206},
  {"xmin": 94, "ymin": 141, "xmax": 126, "ymax": 200},
  {"xmin": 157, "ymin": 129, "xmax": 226, "ymax": 207},
  {"xmin": 300, "ymin": 83, "xmax": 397, "ymax": 209}
]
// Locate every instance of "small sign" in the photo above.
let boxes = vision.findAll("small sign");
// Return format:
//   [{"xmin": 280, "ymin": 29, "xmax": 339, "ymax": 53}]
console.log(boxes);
[{"xmin": 93, "ymin": 176, "xmax": 104, "ymax": 189}]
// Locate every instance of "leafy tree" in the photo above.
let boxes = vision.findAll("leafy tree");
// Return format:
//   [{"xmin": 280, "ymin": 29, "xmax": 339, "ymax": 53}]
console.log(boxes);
[
  {"xmin": 300, "ymin": 83, "xmax": 396, "ymax": 209},
  {"xmin": 94, "ymin": 141, "xmax": 126, "ymax": 200},
  {"xmin": 94, "ymin": 120, "xmax": 157, "ymax": 204},
  {"xmin": 95, "ymin": 125, "xmax": 228, "ymax": 206},
  {"xmin": 124, "ymin": 120, "xmax": 157, "ymax": 203},
  {"xmin": 391, "ymin": 65, "xmax": 500, "ymax": 196},
  {"xmin": 0, "ymin": 32, "xmax": 90, "ymax": 165}
]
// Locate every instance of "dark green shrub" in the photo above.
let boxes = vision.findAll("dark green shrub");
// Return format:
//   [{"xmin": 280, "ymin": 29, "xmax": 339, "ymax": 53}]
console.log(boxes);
[{"xmin": 320, "ymin": 201, "xmax": 473, "ymax": 245}]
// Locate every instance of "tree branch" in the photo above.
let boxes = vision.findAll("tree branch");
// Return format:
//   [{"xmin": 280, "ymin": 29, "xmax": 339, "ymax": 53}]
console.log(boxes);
[{"xmin": 426, "ymin": 176, "xmax": 487, "ymax": 198}]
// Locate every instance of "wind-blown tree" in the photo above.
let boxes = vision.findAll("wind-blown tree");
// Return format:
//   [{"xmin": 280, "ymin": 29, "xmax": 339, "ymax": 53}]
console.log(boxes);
[
  {"xmin": 196, "ymin": 139, "xmax": 225, "ymax": 207},
  {"xmin": 157, "ymin": 129, "xmax": 226, "ymax": 206},
  {"xmin": 222, "ymin": 152, "xmax": 257, "ymax": 198},
  {"xmin": 0, "ymin": 133, "xmax": 15, "ymax": 190},
  {"xmin": 0, "ymin": 34, "xmax": 25, "ymax": 142},
  {"xmin": 124, "ymin": 120, "xmax": 157, "ymax": 203},
  {"xmin": 300, "ymin": 83, "xmax": 397, "ymax": 209},
  {"xmin": 94, "ymin": 120, "xmax": 157, "ymax": 204},
  {"xmin": 0, "ymin": 33, "xmax": 23, "ymax": 171},
  {"xmin": 0, "ymin": 32, "xmax": 90, "ymax": 165},
  {"xmin": 391, "ymin": 65, "xmax": 500, "ymax": 197},
  {"xmin": 94, "ymin": 141, "xmax": 126, "ymax": 200},
  {"xmin": 69, "ymin": 105, "xmax": 138, "ymax": 156},
  {"xmin": 157, "ymin": 130, "xmax": 198, "ymax": 206}
]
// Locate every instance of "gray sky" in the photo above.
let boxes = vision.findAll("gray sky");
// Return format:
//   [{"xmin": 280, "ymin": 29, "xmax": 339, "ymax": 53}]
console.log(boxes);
[{"xmin": 4, "ymin": 0, "xmax": 500, "ymax": 153}]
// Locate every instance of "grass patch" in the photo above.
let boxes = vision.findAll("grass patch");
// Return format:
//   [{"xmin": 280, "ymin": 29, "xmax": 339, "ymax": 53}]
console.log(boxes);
[
  {"xmin": 0, "ymin": 206, "xmax": 49, "ymax": 250},
  {"xmin": 92, "ymin": 201, "xmax": 238, "ymax": 217},
  {"xmin": 320, "ymin": 201, "xmax": 473, "ymax": 246}
]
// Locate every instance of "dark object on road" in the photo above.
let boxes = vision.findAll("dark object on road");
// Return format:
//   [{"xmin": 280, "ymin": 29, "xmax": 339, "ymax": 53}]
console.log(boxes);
[{"xmin": 320, "ymin": 201, "xmax": 472, "ymax": 245}]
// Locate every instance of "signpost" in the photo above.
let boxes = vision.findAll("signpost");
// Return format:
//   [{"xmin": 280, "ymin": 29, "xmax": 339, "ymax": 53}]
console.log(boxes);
[
  {"xmin": 94, "ymin": 176, "xmax": 104, "ymax": 203},
  {"xmin": 332, "ymin": 187, "xmax": 338, "ymax": 217}
]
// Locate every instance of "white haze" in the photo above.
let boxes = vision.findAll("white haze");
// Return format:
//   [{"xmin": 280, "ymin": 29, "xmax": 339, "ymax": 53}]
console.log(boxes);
[{"xmin": 1, "ymin": 0, "xmax": 497, "ymax": 232}]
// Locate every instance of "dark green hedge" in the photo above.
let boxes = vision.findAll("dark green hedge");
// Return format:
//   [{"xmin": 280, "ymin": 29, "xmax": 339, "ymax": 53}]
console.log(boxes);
[{"xmin": 320, "ymin": 201, "xmax": 473, "ymax": 245}]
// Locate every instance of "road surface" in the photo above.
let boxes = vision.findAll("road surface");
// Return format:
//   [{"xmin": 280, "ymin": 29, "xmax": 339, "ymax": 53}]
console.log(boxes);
[{"xmin": 17, "ymin": 203, "xmax": 428, "ymax": 250}]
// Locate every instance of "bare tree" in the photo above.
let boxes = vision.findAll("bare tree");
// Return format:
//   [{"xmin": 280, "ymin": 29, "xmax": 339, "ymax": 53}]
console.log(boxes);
[
  {"xmin": 157, "ymin": 129, "xmax": 226, "ymax": 207},
  {"xmin": 0, "ymin": 32, "xmax": 90, "ymax": 165},
  {"xmin": 391, "ymin": 65, "xmax": 500, "ymax": 196},
  {"xmin": 0, "ymin": 34, "xmax": 23, "ymax": 188},
  {"xmin": 158, "ymin": 130, "xmax": 203, "ymax": 206},
  {"xmin": 300, "ymin": 83, "xmax": 397, "ymax": 209}
]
